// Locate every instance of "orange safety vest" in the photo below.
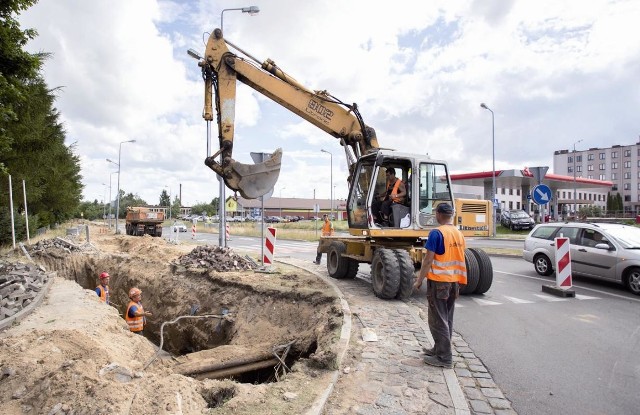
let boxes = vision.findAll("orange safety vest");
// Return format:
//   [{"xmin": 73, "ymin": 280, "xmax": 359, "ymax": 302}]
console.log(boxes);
[
  {"xmin": 321, "ymin": 220, "xmax": 334, "ymax": 236},
  {"xmin": 125, "ymin": 300, "xmax": 145, "ymax": 332},
  {"xmin": 427, "ymin": 225, "xmax": 467, "ymax": 284},
  {"xmin": 96, "ymin": 285, "xmax": 109, "ymax": 303},
  {"xmin": 387, "ymin": 179, "xmax": 403, "ymax": 203}
]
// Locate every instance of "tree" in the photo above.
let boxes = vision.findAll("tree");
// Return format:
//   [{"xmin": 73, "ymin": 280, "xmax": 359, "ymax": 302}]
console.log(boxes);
[
  {"xmin": 615, "ymin": 193, "xmax": 623, "ymax": 213},
  {"xmin": 159, "ymin": 189, "xmax": 170, "ymax": 207},
  {"xmin": 0, "ymin": 0, "xmax": 44, "ymax": 174}
]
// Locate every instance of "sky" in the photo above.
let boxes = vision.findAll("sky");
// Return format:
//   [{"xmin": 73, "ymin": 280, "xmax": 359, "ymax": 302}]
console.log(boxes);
[{"xmin": 19, "ymin": 0, "xmax": 640, "ymax": 207}]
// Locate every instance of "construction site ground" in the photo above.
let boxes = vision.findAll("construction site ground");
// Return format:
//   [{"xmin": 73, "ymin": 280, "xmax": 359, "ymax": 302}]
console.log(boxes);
[{"xmin": 0, "ymin": 223, "xmax": 516, "ymax": 415}]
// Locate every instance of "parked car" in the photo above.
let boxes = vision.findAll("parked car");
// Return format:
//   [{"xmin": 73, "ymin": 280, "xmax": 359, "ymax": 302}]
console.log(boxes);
[
  {"xmin": 265, "ymin": 216, "xmax": 282, "ymax": 223},
  {"xmin": 173, "ymin": 221, "xmax": 187, "ymax": 232},
  {"xmin": 501, "ymin": 210, "xmax": 535, "ymax": 230},
  {"xmin": 523, "ymin": 222, "xmax": 640, "ymax": 295}
]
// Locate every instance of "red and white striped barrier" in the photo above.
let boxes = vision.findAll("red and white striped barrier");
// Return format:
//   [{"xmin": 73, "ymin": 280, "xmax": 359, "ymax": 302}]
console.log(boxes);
[
  {"xmin": 225, "ymin": 224, "xmax": 230, "ymax": 240},
  {"xmin": 554, "ymin": 237, "xmax": 572, "ymax": 289},
  {"xmin": 263, "ymin": 227, "xmax": 277, "ymax": 265},
  {"xmin": 191, "ymin": 225, "xmax": 196, "ymax": 239}
]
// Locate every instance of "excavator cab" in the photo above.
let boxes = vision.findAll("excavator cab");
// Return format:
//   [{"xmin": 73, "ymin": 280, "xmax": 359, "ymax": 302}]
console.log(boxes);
[{"xmin": 346, "ymin": 151, "xmax": 454, "ymax": 233}]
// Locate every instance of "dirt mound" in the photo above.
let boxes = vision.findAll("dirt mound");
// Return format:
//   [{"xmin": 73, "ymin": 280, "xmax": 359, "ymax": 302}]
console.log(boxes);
[
  {"xmin": 174, "ymin": 245, "xmax": 256, "ymax": 272},
  {"xmin": 0, "ymin": 223, "xmax": 343, "ymax": 414}
]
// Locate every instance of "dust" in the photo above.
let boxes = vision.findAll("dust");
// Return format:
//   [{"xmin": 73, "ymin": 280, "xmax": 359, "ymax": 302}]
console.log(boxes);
[{"xmin": 0, "ymin": 223, "xmax": 343, "ymax": 414}]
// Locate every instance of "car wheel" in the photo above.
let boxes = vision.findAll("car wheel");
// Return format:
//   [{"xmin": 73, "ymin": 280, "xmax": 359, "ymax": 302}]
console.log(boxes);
[
  {"xmin": 624, "ymin": 267, "xmax": 640, "ymax": 295},
  {"xmin": 533, "ymin": 254, "xmax": 554, "ymax": 276}
]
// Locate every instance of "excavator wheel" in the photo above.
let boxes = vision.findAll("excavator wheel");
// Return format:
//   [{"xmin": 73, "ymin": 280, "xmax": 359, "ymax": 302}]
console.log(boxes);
[
  {"xmin": 393, "ymin": 249, "xmax": 415, "ymax": 300},
  {"xmin": 327, "ymin": 241, "xmax": 349, "ymax": 279},
  {"xmin": 371, "ymin": 248, "xmax": 400, "ymax": 299},
  {"xmin": 345, "ymin": 258, "xmax": 359, "ymax": 279},
  {"xmin": 460, "ymin": 248, "xmax": 480, "ymax": 295},
  {"xmin": 469, "ymin": 248, "xmax": 493, "ymax": 294}
]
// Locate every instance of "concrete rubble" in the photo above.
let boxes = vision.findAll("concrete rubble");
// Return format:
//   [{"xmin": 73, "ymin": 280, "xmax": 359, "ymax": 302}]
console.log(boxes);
[
  {"xmin": 26, "ymin": 237, "xmax": 96, "ymax": 258},
  {"xmin": 0, "ymin": 262, "xmax": 51, "ymax": 320},
  {"xmin": 174, "ymin": 245, "xmax": 256, "ymax": 272}
]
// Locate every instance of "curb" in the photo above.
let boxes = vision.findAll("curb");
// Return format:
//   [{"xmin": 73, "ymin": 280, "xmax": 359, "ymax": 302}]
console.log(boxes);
[
  {"xmin": 278, "ymin": 258, "xmax": 471, "ymax": 415},
  {"xmin": 274, "ymin": 259, "xmax": 352, "ymax": 415}
]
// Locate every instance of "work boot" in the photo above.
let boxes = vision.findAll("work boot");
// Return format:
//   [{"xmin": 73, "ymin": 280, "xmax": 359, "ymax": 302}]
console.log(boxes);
[
  {"xmin": 422, "ymin": 346, "xmax": 435, "ymax": 356},
  {"xmin": 313, "ymin": 256, "xmax": 321, "ymax": 265},
  {"xmin": 423, "ymin": 355, "xmax": 452, "ymax": 369}
]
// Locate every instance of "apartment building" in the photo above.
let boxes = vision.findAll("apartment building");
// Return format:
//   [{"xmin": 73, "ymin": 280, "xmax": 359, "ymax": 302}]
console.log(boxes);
[{"xmin": 554, "ymin": 141, "xmax": 640, "ymax": 214}]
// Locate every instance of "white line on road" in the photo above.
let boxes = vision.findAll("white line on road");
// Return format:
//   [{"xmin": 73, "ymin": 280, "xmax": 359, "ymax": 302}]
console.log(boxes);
[
  {"xmin": 503, "ymin": 296, "xmax": 534, "ymax": 304},
  {"xmin": 495, "ymin": 270, "xmax": 640, "ymax": 303},
  {"xmin": 534, "ymin": 293, "xmax": 568, "ymax": 302},
  {"xmin": 471, "ymin": 298, "xmax": 502, "ymax": 306}
]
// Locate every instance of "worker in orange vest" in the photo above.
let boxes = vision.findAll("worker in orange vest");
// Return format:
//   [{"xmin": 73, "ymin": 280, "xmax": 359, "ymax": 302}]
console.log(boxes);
[
  {"xmin": 125, "ymin": 287, "xmax": 152, "ymax": 334},
  {"xmin": 413, "ymin": 203, "xmax": 467, "ymax": 369},
  {"xmin": 313, "ymin": 214, "xmax": 334, "ymax": 264},
  {"xmin": 95, "ymin": 272, "xmax": 110, "ymax": 304}
]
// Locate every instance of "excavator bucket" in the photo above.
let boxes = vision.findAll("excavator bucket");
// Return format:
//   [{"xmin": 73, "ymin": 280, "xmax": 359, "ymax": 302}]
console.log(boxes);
[{"xmin": 226, "ymin": 148, "xmax": 283, "ymax": 199}]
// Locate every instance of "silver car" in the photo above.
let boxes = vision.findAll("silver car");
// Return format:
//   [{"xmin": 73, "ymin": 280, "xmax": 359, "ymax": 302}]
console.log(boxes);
[{"xmin": 523, "ymin": 222, "xmax": 640, "ymax": 295}]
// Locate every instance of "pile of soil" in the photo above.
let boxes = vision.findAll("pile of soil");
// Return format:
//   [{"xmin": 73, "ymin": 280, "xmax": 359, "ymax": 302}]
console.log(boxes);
[{"xmin": 0, "ymin": 223, "xmax": 343, "ymax": 414}]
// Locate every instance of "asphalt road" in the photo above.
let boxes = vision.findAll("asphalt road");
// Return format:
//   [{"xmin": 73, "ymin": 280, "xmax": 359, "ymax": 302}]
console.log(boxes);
[
  {"xmin": 167, "ymin": 231, "xmax": 640, "ymax": 414},
  {"xmin": 455, "ymin": 256, "xmax": 640, "ymax": 415}
]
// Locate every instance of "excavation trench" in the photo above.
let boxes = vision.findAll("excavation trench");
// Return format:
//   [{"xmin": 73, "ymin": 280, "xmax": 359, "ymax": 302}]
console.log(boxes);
[{"xmin": 31, "ymin": 242, "xmax": 342, "ymax": 385}]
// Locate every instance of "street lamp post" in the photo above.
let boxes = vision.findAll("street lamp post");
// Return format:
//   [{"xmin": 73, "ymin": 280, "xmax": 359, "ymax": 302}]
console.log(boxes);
[
  {"xmin": 101, "ymin": 183, "xmax": 108, "ymax": 225},
  {"xmin": 279, "ymin": 187, "xmax": 286, "ymax": 217},
  {"xmin": 108, "ymin": 139, "xmax": 136, "ymax": 234},
  {"xmin": 165, "ymin": 185, "xmax": 172, "ymax": 221},
  {"xmin": 220, "ymin": 6, "xmax": 259, "ymax": 32},
  {"xmin": 106, "ymin": 167, "xmax": 119, "ymax": 229},
  {"xmin": 215, "ymin": 5, "xmax": 260, "ymax": 248},
  {"xmin": 321, "ymin": 149, "xmax": 333, "ymax": 219},
  {"xmin": 480, "ymin": 103, "xmax": 496, "ymax": 237},
  {"xmin": 573, "ymin": 139, "xmax": 583, "ymax": 218}
]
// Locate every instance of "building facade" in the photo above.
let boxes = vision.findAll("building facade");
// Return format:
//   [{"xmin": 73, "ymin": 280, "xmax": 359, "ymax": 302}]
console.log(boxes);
[{"xmin": 554, "ymin": 141, "xmax": 640, "ymax": 214}]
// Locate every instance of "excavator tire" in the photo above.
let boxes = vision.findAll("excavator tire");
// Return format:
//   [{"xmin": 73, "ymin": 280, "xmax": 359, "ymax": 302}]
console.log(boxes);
[
  {"xmin": 469, "ymin": 248, "xmax": 493, "ymax": 294},
  {"xmin": 345, "ymin": 259, "xmax": 359, "ymax": 279},
  {"xmin": 327, "ymin": 241, "xmax": 349, "ymax": 279},
  {"xmin": 394, "ymin": 249, "xmax": 415, "ymax": 300},
  {"xmin": 460, "ymin": 248, "xmax": 480, "ymax": 295},
  {"xmin": 371, "ymin": 248, "xmax": 400, "ymax": 299}
]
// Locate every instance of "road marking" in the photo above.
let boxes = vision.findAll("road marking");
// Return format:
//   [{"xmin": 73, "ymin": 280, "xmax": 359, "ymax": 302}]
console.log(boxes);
[
  {"xmin": 503, "ymin": 296, "xmax": 534, "ymax": 304},
  {"xmin": 575, "ymin": 294, "xmax": 600, "ymax": 300},
  {"xmin": 471, "ymin": 298, "xmax": 502, "ymax": 306},
  {"xmin": 534, "ymin": 294, "xmax": 568, "ymax": 302},
  {"xmin": 495, "ymin": 270, "xmax": 640, "ymax": 303}
]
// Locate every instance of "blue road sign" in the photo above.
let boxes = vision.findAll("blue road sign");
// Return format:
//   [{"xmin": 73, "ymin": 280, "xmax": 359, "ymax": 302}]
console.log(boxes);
[{"xmin": 532, "ymin": 184, "xmax": 552, "ymax": 205}]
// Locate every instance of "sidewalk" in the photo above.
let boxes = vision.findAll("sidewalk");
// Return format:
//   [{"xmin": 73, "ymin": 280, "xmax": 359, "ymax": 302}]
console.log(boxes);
[{"xmin": 283, "ymin": 257, "xmax": 517, "ymax": 415}]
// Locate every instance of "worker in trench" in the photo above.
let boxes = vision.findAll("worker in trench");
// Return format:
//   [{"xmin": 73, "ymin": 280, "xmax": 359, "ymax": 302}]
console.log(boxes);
[
  {"xmin": 95, "ymin": 272, "xmax": 110, "ymax": 304},
  {"xmin": 125, "ymin": 287, "xmax": 152, "ymax": 335}
]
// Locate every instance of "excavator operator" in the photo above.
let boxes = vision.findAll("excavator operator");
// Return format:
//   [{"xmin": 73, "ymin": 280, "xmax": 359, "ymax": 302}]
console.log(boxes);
[{"xmin": 372, "ymin": 168, "xmax": 407, "ymax": 226}]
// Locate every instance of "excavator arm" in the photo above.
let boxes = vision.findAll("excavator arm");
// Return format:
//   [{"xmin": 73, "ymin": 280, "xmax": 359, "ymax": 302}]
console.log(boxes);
[{"xmin": 196, "ymin": 28, "xmax": 379, "ymax": 199}]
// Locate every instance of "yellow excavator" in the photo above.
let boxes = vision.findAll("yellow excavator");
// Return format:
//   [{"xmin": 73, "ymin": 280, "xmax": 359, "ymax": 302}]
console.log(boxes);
[{"xmin": 190, "ymin": 28, "xmax": 493, "ymax": 299}]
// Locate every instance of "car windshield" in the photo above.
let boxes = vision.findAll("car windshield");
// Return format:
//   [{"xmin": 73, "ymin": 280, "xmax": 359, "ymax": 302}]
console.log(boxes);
[
  {"xmin": 603, "ymin": 226, "xmax": 640, "ymax": 248},
  {"xmin": 511, "ymin": 212, "xmax": 529, "ymax": 219}
]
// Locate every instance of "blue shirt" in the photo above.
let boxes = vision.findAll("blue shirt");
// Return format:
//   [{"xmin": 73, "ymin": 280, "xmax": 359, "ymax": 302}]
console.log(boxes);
[
  {"xmin": 128, "ymin": 304, "xmax": 140, "ymax": 318},
  {"xmin": 424, "ymin": 229, "xmax": 445, "ymax": 255}
]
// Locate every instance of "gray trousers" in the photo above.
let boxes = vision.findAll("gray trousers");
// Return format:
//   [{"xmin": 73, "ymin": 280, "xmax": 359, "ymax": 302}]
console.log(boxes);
[{"xmin": 427, "ymin": 279, "xmax": 459, "ymax": 364}]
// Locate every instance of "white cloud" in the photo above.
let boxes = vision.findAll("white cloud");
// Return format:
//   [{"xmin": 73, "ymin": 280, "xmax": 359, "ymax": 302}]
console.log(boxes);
[{"xmin": 18, "ymin": 0, "xmax": 640, "ymax": 207}]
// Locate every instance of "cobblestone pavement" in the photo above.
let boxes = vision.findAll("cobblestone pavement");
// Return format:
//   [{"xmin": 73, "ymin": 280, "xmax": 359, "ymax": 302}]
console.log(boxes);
[{"xmin": 288, "ymin": 258, "xmax": 518, "ymax": 415}]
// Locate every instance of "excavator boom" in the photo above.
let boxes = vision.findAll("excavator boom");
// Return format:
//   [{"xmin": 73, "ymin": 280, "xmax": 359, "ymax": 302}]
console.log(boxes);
[{"xmin": 197, "ymin": 28, "xmax": 379, "ymax": 198}]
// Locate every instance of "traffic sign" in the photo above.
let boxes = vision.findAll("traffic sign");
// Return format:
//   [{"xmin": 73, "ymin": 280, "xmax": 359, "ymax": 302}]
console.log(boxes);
[{"xmin": 532, "ymin": 184, "xmax": 552, "ymax": 205}]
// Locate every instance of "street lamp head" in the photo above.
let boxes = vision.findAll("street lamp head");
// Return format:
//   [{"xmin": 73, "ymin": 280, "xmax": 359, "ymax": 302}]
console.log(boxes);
[
  {"xmin": 320, "ymin": 149, "xmax": 330, "ymax": 155},
  {"xmin": 480, "ymin": 103, "xmax": 490, "ymax": 110},
  {"xmin": 125, "ymin": 139, "xmax": 136, "ymax": 144},
  {"xmin": 106, "ymin": 158, "xmax": 118, "ymax": 166},
  {"xmin": 242, "ymin": 6, "xmax": 259, "ymax": 15},
  {"xmin": 187, "ymin": 48, "xmax": 203, "ymax": 60}
]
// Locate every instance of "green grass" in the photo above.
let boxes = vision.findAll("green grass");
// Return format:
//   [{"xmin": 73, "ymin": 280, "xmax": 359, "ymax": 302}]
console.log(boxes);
[{"xmin": 194, "ymin": 220, "xmax": 349, "ymax": 242}]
